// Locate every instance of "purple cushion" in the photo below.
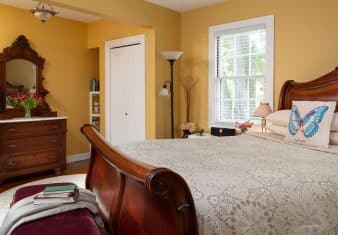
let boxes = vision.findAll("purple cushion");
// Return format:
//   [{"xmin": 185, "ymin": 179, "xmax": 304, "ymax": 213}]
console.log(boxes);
[{"xmin": 11, "ymin": 183, "xmax": 101, "ymax": 235}]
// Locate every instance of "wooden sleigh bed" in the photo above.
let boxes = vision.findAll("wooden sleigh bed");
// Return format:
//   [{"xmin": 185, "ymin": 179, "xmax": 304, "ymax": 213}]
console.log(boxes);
[{"xmin": 81, "ymin": 68, "xmax": 338, "ymax": 235}]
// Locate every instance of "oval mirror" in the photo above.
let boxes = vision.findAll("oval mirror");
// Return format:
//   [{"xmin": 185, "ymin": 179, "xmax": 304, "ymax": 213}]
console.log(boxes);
[{"xmin": 5, "ymin": 59, "xmax": 37, "ymax": 96}]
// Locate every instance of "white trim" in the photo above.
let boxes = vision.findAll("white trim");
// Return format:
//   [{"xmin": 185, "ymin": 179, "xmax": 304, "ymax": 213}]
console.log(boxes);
[
  {"xmin": 105, "ymin": 34, "xmax": 146, "ymax": 143},
  {"xmin": 66, "ymin": 152, "xmax": 90, "ymax": 163},
  {"xmin": 208, "ymin": 15, "xmax": 274, "ymax": 127}
]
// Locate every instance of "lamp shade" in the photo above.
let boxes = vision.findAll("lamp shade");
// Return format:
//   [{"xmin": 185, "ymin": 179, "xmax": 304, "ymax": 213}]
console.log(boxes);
[
  {"xmin": 253, "ymin": 102, "xmax": 272, "ymax": 117},
  {"xmin": 161, "ymin": 51, "xmax": 184, "ymax": 61},
  {"xmin": 159, "ymin": 87, "xmax": 169, "ymax": 96}
]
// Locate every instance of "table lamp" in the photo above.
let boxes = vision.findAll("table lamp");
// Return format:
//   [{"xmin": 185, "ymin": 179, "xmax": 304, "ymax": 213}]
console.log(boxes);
[{"xmin": 253, "ymin": 102, "xmax": 272, "ymax": 133}]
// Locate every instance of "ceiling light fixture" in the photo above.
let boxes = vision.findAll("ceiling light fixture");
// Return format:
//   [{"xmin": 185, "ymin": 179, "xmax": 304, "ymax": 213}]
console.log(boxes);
[{"xmin": 31, "ymin": 1, "xmax": 59, "ymax": 23}]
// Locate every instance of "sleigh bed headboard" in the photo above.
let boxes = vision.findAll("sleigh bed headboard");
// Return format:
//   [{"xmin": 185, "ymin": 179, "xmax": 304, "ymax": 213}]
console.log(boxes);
[
  {"xmin": 81, "ymin": 125, "xmax": 198, "ymax": 235},
  {"xmin": 278, "ymin": 68, "xmax": 338, "ymax": 111}
]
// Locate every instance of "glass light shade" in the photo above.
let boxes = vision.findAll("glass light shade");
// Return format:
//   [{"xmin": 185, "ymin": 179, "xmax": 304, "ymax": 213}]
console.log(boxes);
[
  {"xmin": 31, "ymin": 2, "xmax": 58, "ymax": 23},
  {"xmin": 33, "ymin": 11, "xmax": 53, "ymax": 22},
  {"xmin": 161, "ymin": 51, "xmax": 184, "ymax": 61},
  {"xmin": 253, "ymin": 102, "xmax": 273, "ymax": 117},
  {"xmin": 159, "ymin": 87, "xmax": 170, "ymax": 96}
]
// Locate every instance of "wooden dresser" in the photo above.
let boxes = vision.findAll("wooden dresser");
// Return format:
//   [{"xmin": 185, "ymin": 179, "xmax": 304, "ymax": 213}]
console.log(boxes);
[{"xmin": 0, "ymin": 117, "xmax": 67, "ymax": 183}]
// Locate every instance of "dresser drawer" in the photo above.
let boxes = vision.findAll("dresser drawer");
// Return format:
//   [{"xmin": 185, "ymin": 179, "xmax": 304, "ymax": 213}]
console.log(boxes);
[
  {"xmin": 1, "ymin": 120, "xmax": 65, "ymax": 137},
  {"xmin": 2, "ymin": 135, "xmax": 64, "ymax": 154},
  {"xmin": 3, "ymin": 149, "xmax": 60, "ymax": 171}
]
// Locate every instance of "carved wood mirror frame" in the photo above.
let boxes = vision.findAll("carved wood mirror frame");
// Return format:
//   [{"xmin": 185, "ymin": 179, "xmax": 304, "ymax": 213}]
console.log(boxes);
[{"xmin": 0, "ymin": 35, "xmax": 54, "ymax": 118}]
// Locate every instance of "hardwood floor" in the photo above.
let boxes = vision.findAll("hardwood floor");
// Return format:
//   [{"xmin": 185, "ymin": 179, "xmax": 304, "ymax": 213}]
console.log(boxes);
[{"xmin": 0, "ymin": 160, "xmax": 89, "ymax": 193}]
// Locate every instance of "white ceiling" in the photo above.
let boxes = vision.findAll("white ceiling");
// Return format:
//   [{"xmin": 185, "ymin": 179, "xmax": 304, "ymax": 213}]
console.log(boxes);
[
  {"xmin": 145, "ymin": 0, "xmax": 227, "ymax": 12},
  {"xmin": 0, "ymin": 0, "xmax": 101, "ymax": 23}
]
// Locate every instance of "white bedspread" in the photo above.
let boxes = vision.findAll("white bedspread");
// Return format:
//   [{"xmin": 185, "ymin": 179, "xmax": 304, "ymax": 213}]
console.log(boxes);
[{"xmin": 117, "ymin": 135, "xmax": 338, "ymax": 235}]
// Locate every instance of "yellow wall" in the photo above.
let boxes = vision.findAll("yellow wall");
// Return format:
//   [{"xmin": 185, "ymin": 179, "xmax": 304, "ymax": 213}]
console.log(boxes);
[
  {"xmin": 50, "ymin": 0, "xmax": 182, "ymax": 138},
  {"xmin": 180, "ymin": 0, "xmax": 338, "ymax": 130},
  {"xmin": 4, "ymin": 0, "xmax": 336, "ymax": 142},
  {"xmin": 87, "ymin": 20, "xmax": 155, "ymax": 139},
  {"xmin": 0, "ymin": 4, "xmax": 98, "ymax": 155}
]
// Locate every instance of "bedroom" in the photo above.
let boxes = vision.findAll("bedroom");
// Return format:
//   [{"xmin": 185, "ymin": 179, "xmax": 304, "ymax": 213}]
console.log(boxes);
[{"xmin": 0, "ymin": 0, "xmax": 338, "ymax": 234}]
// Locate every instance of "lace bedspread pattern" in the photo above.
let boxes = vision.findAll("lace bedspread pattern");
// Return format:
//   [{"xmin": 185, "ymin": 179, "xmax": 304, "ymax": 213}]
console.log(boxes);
[{"xmin": 117, "ymin": 135, "xmax": 338, "ymax": 235}]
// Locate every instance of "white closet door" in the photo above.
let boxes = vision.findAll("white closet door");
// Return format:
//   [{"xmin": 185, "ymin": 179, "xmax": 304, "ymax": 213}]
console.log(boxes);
[
  {"xmin": 109, "ymin": 47, "xmax": 127, "ymax": 145},
  {"xmin": 107, "ymin": 36, "xmax": 145, "ymax": 146},
  {"xmin": 124, "ymin": 44, "xmax": 145, "ymax": 143}
]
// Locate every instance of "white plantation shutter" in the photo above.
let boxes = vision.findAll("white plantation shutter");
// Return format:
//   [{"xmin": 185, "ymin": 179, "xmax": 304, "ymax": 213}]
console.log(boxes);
[{"xmin": 209, "ymin": 16, "xmax": 274, "ymax": 125}]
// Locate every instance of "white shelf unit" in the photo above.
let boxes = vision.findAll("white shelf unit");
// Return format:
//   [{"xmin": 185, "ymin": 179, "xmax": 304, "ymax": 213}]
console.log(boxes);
[{"xmin": 89, "ymin": 91, "xmax": 100, "ymax": 131}]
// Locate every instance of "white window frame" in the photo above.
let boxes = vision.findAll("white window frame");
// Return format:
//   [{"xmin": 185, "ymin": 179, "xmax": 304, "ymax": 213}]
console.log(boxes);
[{"xmin": 208, "ymin": 15, "xmax": 274, "ymax": 127}]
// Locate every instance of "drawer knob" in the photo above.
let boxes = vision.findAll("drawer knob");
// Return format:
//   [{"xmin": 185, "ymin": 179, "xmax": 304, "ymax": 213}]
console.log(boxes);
[
  {"xmin": 48, "ymin": 153, "xmax": 56, "ymax": 159},
  {"xmin": 8, "ymin": 144, "xmax": 17, "ymax": 148},
  {"xmin": 50, "ymin": 139, "xmax": 57, "ymax": 143},
  {"xmin": 8, "ymin": 160, "xmax": 17, "ymax": 166},
  {"xmin": 8, "ymin": 129, "xmax": 16, "ymax": 133},
  {"xmin": 51, "ymin": 125, "xmax": 58, "ymax": 129}
]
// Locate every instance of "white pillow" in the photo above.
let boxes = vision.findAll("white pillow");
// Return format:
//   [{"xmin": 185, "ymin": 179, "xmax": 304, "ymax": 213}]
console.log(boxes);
[
  {"xmin": 266, "ymin": 124, "xmax": 287, "ymax": 136},
  {"xmin": 266, "ymin": 110, "xmax": 290, "ymax": 127},
  {"xmin": 331, "ymin": 113, "xmax": 338, "ymax": 131},
  {"xmin": 330, "ymin": 132, "xmax": 338, "ymax": 145},
  {"xmin": 267, "ymin": 110, "xmax": 338, "ymax": 131},
  {"xmin": 284, "ymin": 101, "xmax": 336, "ymax": 148}
]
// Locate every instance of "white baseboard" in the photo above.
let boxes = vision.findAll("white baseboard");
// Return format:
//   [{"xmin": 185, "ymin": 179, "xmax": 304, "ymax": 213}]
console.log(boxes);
[{"xmin": 67, "ymin": 152, "xmax": 90, "ymax": 163}]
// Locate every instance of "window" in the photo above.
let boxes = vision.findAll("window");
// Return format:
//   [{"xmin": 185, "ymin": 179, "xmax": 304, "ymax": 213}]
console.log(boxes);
[{"xmin": 209, "ymin": 16, "xmax": 274, "ymax": 126}]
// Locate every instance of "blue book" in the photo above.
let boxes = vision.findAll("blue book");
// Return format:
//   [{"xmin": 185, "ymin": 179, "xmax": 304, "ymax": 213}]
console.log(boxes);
[{"xmin": 43, "ymin": 185, "xmax": 77, "ymax": 195}]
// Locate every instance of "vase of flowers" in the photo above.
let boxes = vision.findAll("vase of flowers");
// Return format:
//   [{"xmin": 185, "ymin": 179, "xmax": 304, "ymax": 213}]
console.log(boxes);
[
  {"xmin": 235, "ymin": 121, "xmax": 253, "ymax": 134},
  {"xmin": 6, "ymin": 92, "xmax": 44, "ymax": 118}
]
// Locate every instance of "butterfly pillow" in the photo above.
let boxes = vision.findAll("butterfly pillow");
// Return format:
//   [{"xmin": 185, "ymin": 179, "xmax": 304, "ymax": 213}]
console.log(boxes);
[{"xmin": 284, "ymin": 101, "xmax": 336, "ymax": 148}]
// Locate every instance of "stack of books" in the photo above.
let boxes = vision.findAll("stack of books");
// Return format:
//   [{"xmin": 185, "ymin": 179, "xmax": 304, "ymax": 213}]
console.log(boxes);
[{"xmin": 33, "ymin": 184, "xmax": 79, "ymax": 205}]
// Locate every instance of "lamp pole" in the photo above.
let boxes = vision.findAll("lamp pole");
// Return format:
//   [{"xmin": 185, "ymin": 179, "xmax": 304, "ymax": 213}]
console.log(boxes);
[
  {"xmin": 169, "ymin": 59, "xmax": 175, "ymax": 139},
  {"xmin": 160, "ymin": 51, "xmax": 183, "ymax": 139}
]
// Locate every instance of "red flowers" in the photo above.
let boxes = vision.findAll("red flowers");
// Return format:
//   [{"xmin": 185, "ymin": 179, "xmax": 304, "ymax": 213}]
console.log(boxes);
[
  {"xmin": 6, "ymin": 92, "xmax": 44, "ymax": 110},
  {"xmin": 235, "ymin": 121, "xmax": 253, "ymax": 129},
  {"xmin": 235, "ymin": 121, "xmax": 253, "ymax": 134}
]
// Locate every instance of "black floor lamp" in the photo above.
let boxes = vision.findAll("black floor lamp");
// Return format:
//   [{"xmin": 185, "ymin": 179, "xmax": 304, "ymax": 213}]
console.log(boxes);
[{"xmin": 160, "ymin": 51, "xmax": 184, "ymax": 139}]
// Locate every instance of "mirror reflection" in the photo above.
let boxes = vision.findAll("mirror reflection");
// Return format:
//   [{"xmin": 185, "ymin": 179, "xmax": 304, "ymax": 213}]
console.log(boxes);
[{"xmin": 5, "ymin": 59, "xmax": 36, "ymax": 96}]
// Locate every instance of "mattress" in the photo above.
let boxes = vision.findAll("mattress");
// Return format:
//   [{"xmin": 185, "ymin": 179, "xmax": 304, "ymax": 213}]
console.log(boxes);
[{"xmin": 117, "ymin": 134, "xmax": 338, "ymax": 234}]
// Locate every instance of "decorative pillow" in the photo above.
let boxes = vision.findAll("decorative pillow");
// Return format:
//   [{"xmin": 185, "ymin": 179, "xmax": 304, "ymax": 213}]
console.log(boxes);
[
  {"xmin": 266, "ymin": 110, "xmax": 290, "ymax": 127},
  {"xmin": 268, "ymin": 123, "xmax": 338, "ymax": 146},
  {"xmin": 284, "ymin": 101, "xmax": 336, "ymax": 148},
  {"xmin": 267, "ymin": 110, "xmax": 338, "ymax": 131}
]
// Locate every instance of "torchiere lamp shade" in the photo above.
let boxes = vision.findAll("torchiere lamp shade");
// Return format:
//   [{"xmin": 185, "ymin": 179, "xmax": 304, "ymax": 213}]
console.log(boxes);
[{"xmin": 161, "ymin": 51, "xmax": 184, "ymax": 61}]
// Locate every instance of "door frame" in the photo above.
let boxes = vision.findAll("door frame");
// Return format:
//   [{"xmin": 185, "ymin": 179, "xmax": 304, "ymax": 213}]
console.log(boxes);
[{"xmin": 105, "ymin": 34, "xmax": 146, "ymax": 142}]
